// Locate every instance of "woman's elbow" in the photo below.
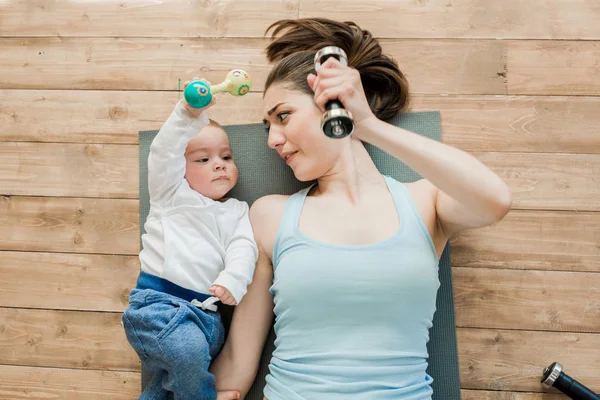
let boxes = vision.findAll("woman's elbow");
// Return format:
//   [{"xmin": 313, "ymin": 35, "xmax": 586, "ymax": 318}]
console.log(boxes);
[{"xmin": 490, "ymin": 184, "xmax": 512, "ymax": 223}]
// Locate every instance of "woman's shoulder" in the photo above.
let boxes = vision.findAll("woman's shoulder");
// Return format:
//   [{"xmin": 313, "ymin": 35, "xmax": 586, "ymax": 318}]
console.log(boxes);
[
  {"xmin": 249, "ymin": 194, "xmax": 292, "ymax": 251},
  {"xmin": 250, "ymin": 194, "xmax": 290, "ymax": 220}
]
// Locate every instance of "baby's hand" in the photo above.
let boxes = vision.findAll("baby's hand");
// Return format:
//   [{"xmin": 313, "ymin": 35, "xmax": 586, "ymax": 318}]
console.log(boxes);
[
  {"xmin": 217, "ymin": 390, "xmax": 240, "ymax": 400},
  {"xmin": 210, "ymin": 285, "xmax": 237, "ymax": 306},
  {"xmin": 181, "ymin": 77, "xmax": 216, "ymax": 118}
]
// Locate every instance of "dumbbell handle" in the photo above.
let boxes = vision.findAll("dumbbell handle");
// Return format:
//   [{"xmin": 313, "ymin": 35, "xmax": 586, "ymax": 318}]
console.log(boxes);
[{"xmin": 542, "ymin": 362, "xmax": 600, "ymax": 400}]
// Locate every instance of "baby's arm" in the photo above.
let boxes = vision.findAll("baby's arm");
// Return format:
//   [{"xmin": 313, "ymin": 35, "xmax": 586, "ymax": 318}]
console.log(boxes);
[
  {"xmin": 147, "ymin": 100, "xmax": 210, "ymax": 204},
  {"xmin": 212, "ymin": 202, "xmax": 259, "ymax": 305}
]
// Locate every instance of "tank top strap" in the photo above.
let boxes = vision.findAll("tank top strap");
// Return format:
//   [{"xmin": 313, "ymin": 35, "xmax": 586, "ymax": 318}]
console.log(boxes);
[
  {"xmin": 272, "ymin": 183, "xmax": 315, "ymax": 266},
  {"xmin": 384, "ymin": 175, "xmax": 437, "ymax": 258}
]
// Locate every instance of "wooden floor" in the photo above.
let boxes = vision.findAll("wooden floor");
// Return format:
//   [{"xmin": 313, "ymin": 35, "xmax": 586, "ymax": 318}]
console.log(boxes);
[{"xmin": 1, "ymin": 1, "xmax": 599, "ymax": 399}]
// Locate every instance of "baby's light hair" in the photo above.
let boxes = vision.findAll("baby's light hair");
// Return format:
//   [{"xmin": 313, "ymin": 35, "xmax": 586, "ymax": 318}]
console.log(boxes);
[{"xmin": 208, "ymin": 118, "xmax": 223, "ymax": 130}]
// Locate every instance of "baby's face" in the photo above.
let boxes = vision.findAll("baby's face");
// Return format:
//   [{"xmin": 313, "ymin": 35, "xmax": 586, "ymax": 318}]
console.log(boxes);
[{"xmin": 184, "ymin": 125, "xmax": 238, "ymax": 200}]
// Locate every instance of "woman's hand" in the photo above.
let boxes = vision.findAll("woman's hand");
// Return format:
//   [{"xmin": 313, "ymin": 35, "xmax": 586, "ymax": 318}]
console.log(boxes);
[
  {"xmin": 307, "ymin": 57, "xmax": 375, "ymax": 129},
  {"xmin": 181, "ymin": 77, "xmax": 216, "ymax": 118}
]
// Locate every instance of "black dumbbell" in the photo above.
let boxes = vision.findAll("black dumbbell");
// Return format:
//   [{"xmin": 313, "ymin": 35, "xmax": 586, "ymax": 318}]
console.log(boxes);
[
  {"xmin": 542, "ymin": 362, "xmax": 599, "ymax": 400},
  {"xmin": 314, "ymin": 46, "xmax": 355, "ymax": 139}
]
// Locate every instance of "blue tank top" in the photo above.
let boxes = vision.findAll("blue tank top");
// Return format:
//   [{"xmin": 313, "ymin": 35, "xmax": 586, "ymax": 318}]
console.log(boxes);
[{"xmin": 263, "ymin": 176, "xmax": 440, "ymax": 400}]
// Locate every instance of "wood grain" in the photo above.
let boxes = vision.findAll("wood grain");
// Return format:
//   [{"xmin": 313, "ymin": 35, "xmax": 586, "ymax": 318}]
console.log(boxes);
[
  {"xmin": 0, "ymin": 196, "xmax": 139, "ymax": 254},
  {"xmin": 475, "ymin": 152, "xmax": 600, "ymax": 211},
  {"xmin": 0, "ymin": 90, "xmax": 263, "ymax": 144},
  {"xmin": 4, "ymin": 37, "xmax": 599, "ymax": 95},
  {"xmin": 410, "ymin": 95, "xmax": 600, "ymax": 154},
  {"xmin": 0, "ymin": 251, "xmax": 139, "ymax": 312},
  {"xmin": 4, "ymin": 149, "xmax": 599, "ymax": 208},
  {"xmin": 0, "ymin": 364, "xmax": 140, "ymax": 400},
  {"xmin": 0, "ymin": 37, "xmax": 269, "ymax": 91},
  {"xmin": 0, "ymin": 38, "xmax": 506, "ymax": 94},
  {"xmin": 4, "ymin": 90, "xmax": 600, "ymax": 155},
  {"xmin": 454, "ymin": 267, "xmax": 600, "ymax": 333},
  {"xmin": 300, "ymin": 0, "xmax": 600, "ymax": 40},
  {"xmin": 0, "ymin": 307, "xmax": 139, "ymax": 371},
  {"xmin": 0, "ymin": 0, "xmax": 298, "ymax": 38},
  {"xmin": 458, "ymin": 328, "xmax": 600, "ymax": 392},
  {"xmin": 0, "ymin": 142, "xmax": 138, "ymax": 198},
  {"xmin": 450, "ymin": 210, "xmax": 600, "ymax": 272},
  {"xmin": 508, "ymin": 41, "xmax": 600, "ymax": 95},
  {"xmin": 461, "ymin": 389, "xmax": 567, "ymax": 400},
  {"xmin": 380, "ymin": 39, "xmax": 507, "ymax": 95},
  {"xmin": 5, "ymin": 0, "xmax": 600, "ymax": 40}
]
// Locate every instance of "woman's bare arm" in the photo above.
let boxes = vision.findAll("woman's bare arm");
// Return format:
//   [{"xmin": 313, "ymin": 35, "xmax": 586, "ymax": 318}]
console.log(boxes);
[{"xmin": 211, "ymin": 195, "xmax": 287, "ymax": 398}]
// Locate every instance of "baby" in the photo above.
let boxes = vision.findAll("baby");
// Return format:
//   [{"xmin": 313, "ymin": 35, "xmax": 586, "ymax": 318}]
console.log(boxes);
[{"xmin": 122, "ymin": 80, "xmax": 257, "ymax": 400}]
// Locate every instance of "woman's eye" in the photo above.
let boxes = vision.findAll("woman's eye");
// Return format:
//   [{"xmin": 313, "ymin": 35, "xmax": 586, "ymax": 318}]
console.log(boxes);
[
  {"xmin": 277, "ymin": 112, "xmax": 290, "ymax": 122},
  {"xmin": 264, "ymin": 125, "xmax": 270, "ymax": 133}
]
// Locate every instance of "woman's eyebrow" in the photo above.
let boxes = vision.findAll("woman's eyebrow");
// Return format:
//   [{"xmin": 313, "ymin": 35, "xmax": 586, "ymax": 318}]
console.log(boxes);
[
  {"xmin": 264, "ymin": 102, "xmax": 286, "ymax": 120},
  {"xmin": 268, "ymin": 102, "xmax": 285, "ymax": 116},
  {"xmin": 263, "ymin": 102, "xmax": 287, "ymax": 125}
]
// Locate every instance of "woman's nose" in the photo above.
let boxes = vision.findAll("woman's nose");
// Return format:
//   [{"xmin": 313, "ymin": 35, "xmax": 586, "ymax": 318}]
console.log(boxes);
[{"xmin": 267, "ymin": 126, "xmax": 285, "ymax": 149}]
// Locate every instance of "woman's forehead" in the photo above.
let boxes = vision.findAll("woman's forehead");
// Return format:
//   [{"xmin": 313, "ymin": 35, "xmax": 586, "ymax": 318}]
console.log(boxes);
[
  {"xmin": 263, "ymin": 85, "xmax": 309, "ymax": 114},
  {"xmin": 263, "ymin": 84, "xmax": 289, "ymax": 109}
]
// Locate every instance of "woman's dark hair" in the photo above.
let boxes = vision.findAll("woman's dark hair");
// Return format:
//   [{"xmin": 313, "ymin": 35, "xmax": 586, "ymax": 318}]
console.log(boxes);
[{"xmin": 264, "ymin": 18, "xmax": 409, "ymax": 120}]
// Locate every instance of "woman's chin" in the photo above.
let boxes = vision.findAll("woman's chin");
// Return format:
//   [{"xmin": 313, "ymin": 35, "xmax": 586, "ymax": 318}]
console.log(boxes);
[{"xmin": 292, "ymin": 169, "xmax": 320, "ymax": 183}]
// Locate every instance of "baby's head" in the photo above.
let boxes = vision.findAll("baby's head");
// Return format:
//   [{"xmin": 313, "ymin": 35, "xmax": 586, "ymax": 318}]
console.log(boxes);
[{"xmin": 184, "ymin": 119, "xmax": 239, "ymax": 200}]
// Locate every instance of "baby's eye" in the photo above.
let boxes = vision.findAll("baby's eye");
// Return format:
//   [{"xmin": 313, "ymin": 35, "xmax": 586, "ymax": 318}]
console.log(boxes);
[
  {"xmin": 223, "ymin": 155, "xmax": 233, "ymax": 161},
  {"xmin": 196, "ymin": 158, "xmax": 209, "ymax": 163}
]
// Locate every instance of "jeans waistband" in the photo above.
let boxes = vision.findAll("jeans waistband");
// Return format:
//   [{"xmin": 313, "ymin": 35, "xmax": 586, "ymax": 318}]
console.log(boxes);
[{"xmin": 135, "ymin": 271, "xmax": 212, "ymax": 304}]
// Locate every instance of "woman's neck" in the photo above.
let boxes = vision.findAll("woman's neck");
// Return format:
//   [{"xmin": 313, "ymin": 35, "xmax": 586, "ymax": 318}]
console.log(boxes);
[{"xmin": 313, "ymin": 139, "xmax": 384, "ymax": 203}]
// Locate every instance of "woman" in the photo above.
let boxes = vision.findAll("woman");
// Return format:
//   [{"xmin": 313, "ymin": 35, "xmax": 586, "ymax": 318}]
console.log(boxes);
[{"xmin": 211, "ymin": 18, "xmax": 511, "ymax": 400}]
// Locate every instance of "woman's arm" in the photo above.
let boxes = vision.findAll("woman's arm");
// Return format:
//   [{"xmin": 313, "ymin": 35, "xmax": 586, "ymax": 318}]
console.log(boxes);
[
  {"xmin": 357, "ymin": 117, "xmax": 512, "ymax": 236},
  {"xmin": 309, "ymin": 58, "xmax": 512, "ymax": 238},
  {"xmin": 211, "ymin": 196, "xmax": 281, "ymax": 398}
]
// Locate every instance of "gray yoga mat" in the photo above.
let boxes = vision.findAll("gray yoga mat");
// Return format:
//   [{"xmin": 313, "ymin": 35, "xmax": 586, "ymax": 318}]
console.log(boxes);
[{"xmin": 137, "ymin": 110, "xmax": 461, "ymax": 399}]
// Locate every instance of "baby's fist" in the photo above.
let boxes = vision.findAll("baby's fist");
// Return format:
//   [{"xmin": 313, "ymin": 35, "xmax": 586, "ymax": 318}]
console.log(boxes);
[
  {"xmin": 210, "ymin": 285, "xmax": 237, "ymax": 306},
  {"xmin": 181, "ymin": 77, "xmax": 216, "ymax": 118},
  {"xmin": 217, "ymin": 390, "xmax": 240, "ymax": 400}
]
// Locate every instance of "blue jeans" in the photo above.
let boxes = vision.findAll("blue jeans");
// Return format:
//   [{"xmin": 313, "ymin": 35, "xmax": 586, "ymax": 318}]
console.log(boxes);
[{"xmin": 122, "ymin": 288, "xmax": 225, "ymax": 400}]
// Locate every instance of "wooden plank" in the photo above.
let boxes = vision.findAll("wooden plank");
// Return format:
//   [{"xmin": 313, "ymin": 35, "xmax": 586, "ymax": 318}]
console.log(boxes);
[
  {"xmin": 0, "ymin": 196, "xmax": 139, "ymax": 255},
  {"xmin": 508, "ymin": 41, "xmax": 600, "ymax": 95},
  {"xmin": 450, "ymin": 210, "xmax": 600, "ymax": 272},
  {"xmin": 0, "ymin": 307, "xmax": 140, "ymax": 371},
  {"xmin": 1, "ymin": 155, "xmax": 598, "ymax": 250},
  {"xmin": 382, "ymin": 39, "xmax": 506, "ymax": 95},
  {"xmin": 0, "ymin": 37, "xmax": 269, "ymax": 91},
  {"xmin": 475, "ymin": 152, "xmax": 600, "ymax": 212},
  {"xmin": 0, "ymin": 364, "xmax": 139, "ymax": 400},
  {"xmin": 0, "ymin": 90, "xmax": 264, "ymax": 144},
  {"xmin": 0, "ymin": 38, "xmax": 506, "ymax": 95},
  {"xmin": 454, "ymin": 267, "xmax": 600, "ymax": 333},
  {"xmin": 461, "ymin": 389, "xmax": 567, "ymax": 400},
  {"xmin": 300, "ymin": 0, "xmax": 600, "ymax": 40},
  {"xmin": 0, "ymin": 0, "xmax": 298, "ymax": 38},
  {"xmin": 4, "ymin": 90, "xmax": 600, "ymax": 155},
  {"xmin": 458, "ymin": 328, "xmax": 600, "ymax": 392},
  {"xmin": 0, "ymin": 251, "xmax": 139, "ymax": 312},
  {"xmin": 410, "ymin": 95, "xmax": 600, "ymax": 154},
  {"xmin": 7, "ymin": 150, "xmax": 599, "ymax": 210},
  {"xmin": 0, "ymin": 142, "xmax": 138, "ymax": 198}
]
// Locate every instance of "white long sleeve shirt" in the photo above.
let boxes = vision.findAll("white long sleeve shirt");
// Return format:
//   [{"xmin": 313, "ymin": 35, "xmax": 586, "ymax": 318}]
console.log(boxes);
[{"xmin": 139, "ymin": 101, "xmax": 258, "ymax": 304}]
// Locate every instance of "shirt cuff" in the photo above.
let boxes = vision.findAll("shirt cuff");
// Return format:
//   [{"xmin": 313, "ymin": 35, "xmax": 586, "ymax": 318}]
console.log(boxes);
[{"xmin": 212, "ymin": 273, "xmax": 247, "ymax": 305}]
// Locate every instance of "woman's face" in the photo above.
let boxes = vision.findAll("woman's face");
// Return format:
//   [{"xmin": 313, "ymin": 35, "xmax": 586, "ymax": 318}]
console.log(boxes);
[{"xmin": 263, "ymin": 83, "xmax": 344, "ymax": 181}]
